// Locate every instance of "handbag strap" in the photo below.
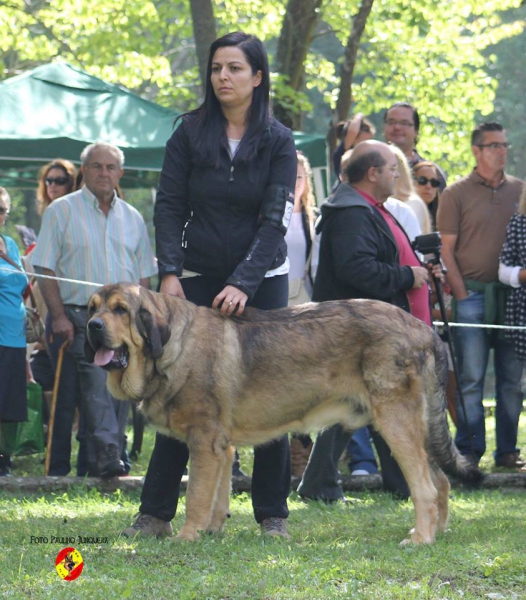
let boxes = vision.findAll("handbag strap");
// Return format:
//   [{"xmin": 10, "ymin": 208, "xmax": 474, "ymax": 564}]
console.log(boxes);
[
  {"xmin": 0, "ymin": 249, "xmax": 20, "ymax": 270},
  {"xmin": 0, "ymin": 250, "xmax": 37, "ymax": 308}
]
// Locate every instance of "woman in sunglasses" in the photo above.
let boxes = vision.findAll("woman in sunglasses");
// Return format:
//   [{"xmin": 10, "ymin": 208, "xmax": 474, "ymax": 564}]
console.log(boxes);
[
  {"xmin": 413, "ymin": 161, "xmax": 441, "ymax": 230},
  {"xmin": 36, "ymin": 159, "xmax": 77, "ymax": 214}
]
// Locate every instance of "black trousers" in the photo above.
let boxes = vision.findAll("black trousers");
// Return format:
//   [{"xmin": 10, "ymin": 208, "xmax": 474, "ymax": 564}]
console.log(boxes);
[
  {"xmin": 139, "ymin": 274, "xmax": 291, "ymax": 523},
  {"xmin": 297, "ymin": 424, "xmax": 409, "ymax": 500}
]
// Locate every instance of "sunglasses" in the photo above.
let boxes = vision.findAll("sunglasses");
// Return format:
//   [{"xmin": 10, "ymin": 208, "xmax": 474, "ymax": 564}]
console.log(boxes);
[
  {"xmin": 414, "ymin": 176, "xmax": 440, "ymax": 188},
  {"xmin": 0, "ymin": 207, "xmax": 9, "ymax": 215},
  {"xmin": 477, "ymin": 142, "xmax": 510, "ymax": 150},
  {"xmin": 45, "ymin": 176, "xmax": 69, "ymax": 186}
]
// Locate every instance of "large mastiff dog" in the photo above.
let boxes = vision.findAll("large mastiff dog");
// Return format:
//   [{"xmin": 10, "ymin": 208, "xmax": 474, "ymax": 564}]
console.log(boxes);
[{"xmin": 85, "ymin": 283, "xmax": 481, "ymax": 545}]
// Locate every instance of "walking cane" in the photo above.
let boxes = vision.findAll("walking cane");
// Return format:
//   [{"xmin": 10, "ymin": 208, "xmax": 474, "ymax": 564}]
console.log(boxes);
[{"xmin": 44, "ymin": 340, "xmax": 69, "ymax": 476}]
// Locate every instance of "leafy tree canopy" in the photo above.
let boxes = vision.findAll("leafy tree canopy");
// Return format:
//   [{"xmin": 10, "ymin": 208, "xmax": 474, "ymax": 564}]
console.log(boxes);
[{"xmin": 0, "ymin": 0, "xmax": 524, "ymax": 178}]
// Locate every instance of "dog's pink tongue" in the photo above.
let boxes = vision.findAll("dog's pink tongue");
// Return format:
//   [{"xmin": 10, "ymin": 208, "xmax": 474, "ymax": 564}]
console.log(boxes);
[{"xmin": 94, "ymin": 348, "xmax": 115, "ymax": 366}]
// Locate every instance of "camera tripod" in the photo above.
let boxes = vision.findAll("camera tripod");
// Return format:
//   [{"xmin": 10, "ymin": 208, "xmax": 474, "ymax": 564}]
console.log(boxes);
[{"xmin": 413, "ymin": 234, "xmax": 478, "ymax": 463}]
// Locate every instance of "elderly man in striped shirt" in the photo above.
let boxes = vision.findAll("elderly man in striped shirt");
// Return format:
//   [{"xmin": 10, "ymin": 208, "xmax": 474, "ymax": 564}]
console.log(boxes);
[{"xmin": 32, "ymin": 142, "xmax": 156, "ymax": 478}]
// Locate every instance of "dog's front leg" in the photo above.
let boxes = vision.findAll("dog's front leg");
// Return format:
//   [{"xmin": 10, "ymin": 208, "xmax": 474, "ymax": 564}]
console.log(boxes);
[
  {"xmin": 176, "ymin": 426, "xmax": 229, "ymax": 541},
  {"xmin": 207, "ymin": 443, "xmax": 235, "ymax": 534}
]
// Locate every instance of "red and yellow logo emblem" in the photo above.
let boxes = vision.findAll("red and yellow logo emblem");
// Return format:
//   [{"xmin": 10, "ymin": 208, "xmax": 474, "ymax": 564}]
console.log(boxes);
[{"xmin": 55, "ymin": 547, "xmax": 84, "ymax": 581}]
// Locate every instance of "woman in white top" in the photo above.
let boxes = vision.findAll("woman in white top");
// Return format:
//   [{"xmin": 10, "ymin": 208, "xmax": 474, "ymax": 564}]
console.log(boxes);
[
  {"xmin": 285, "ymin": 151, "xmax": 316, "ymax": 304},
  {"xmin": 286, "ymin": 151, "xmax": 316, "ymax": 477},
  {"xmin": 389, "ymin": 144, "xmax": 431, "ymax": 235}
]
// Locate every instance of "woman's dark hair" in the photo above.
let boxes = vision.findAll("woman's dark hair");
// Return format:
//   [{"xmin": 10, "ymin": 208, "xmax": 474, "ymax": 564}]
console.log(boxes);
[
  {"xmin": 337, "ymin": 116, "xmax": 376, "ymax": 141},
  {"xmin": 183, "ymin": 31, "xmax": 271, "ymax": 167}
]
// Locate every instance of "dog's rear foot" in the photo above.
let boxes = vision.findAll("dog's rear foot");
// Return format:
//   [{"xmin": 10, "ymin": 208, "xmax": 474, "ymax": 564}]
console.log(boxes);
[
  {"xmin": 206, "ymin": 511, "xmax": 231, "ymax": 534},
  {"xmin": 176, "ymin": 525, "xmax": 202, "ymax": 541},
  {"xmin": 399, "ymin": 530, "xmax": 434, "ymax": 546}
]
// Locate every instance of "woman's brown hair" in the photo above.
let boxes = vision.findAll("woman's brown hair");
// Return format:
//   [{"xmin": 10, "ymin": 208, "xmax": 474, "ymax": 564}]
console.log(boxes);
[
  {"xmin": 36, "ymin": 159, "xmax": 77, "ymax": 214},
  {"xmin": 296, "ymin": 152, "xmax": 316, "ymax": 225}
]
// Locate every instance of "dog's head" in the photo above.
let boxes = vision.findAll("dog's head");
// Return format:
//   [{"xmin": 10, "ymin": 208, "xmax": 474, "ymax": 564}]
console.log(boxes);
[{"xmin": 85, "ymin": 283, "xmax": 171, "ymax": 399}]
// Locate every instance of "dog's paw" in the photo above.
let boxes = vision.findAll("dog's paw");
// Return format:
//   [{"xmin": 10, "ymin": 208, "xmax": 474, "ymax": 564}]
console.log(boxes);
[
  {"xmin": 207, "ymin": 513, "xmax": 229, "ymax": 534},
  {"xmin": 175, "ymin": 527, "xmax": 201, "ymax": 542},
  {"xmin": 399, "ymin": 531, "xmax": 434, "ymax": 546}
]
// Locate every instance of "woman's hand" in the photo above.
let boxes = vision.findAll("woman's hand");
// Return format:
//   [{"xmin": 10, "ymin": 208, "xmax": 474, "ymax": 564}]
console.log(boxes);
[
  {"xmin": 344, "ymin": 113, "xmax": 363, "ymax": 149},
  {"xmin": 212, "ymin": 285, "xmax": 248, "ymax": 315},
  {"xmin": 160, "ymin": 274, "xmax": 186, "ymax": 298}
]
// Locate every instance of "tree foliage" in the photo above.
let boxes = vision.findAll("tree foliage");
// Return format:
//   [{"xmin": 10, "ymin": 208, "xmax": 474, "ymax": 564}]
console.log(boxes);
[
  {"xmin": 341, "ymin": 0, "xmax": 525, "ymax": 177},
  {"xmin": 0, "ymin": 0, "xmax": 524, "ymax": 179}
]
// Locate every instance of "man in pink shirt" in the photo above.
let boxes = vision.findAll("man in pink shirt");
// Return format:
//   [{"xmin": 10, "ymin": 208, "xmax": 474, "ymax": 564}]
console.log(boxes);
[{"xmin": 298, "ymin": 140, "xmax": 441, "ymax": 502}]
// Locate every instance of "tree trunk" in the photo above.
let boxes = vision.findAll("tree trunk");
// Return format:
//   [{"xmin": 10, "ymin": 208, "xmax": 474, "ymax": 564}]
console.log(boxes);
[
  {"xmin": 327, "ymin": 0, "xmax": 375, "ymax": 165},
  {"xmin": 273, "ymin": 0, "xmax": 324, "ymax": 130},
  {"xmin": 189, "ymin": 0, "xmax": 217, "ymax": 94}
]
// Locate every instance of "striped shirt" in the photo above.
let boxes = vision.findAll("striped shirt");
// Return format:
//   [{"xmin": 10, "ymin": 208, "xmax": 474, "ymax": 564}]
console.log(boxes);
[{"xmin": 31, "ymin": 186, "xmax": 157, "ymax": 305}]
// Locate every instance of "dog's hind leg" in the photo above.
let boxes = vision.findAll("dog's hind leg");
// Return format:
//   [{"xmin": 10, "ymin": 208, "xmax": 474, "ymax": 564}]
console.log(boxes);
[
  {"xmin": 372, "ymin": 396, "xmax": 439, "ymax": 545},
  {"xmin": 176, "ymin": 426, "xmax": 230, "ymax": 541},
  {"xmin": 207, "ymin": 443, "xmax": 235, "ymax": 534},
  {"xmin": 428, "ymin": 462, "xmax": 450, "ymax": 534}
]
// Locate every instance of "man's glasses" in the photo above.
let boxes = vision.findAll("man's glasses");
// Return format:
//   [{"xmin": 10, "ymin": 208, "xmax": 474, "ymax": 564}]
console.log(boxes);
[
  {"xmin": 385, "ymin": 119, "xmax": 414, "ymax": 128},
  {"xmin": 45, "ymin": 176, "xmax": 69, "ymax": 186},
  {"xmin": 477, "ymin": 142, "xmax": 510, "ymax": 150},
  {"xmin": 0, "ymin": 207, "xmax": 9, "ymax": 215},
  {"xmin": 414, "ymin": 176, "xmax": 440, "ymax": 188}
]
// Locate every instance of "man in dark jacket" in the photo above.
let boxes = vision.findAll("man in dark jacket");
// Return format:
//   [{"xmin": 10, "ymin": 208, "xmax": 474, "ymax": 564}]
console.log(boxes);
[{"xmin": 298, "ymin": 140, "xmax": 434, "ymax": 501}]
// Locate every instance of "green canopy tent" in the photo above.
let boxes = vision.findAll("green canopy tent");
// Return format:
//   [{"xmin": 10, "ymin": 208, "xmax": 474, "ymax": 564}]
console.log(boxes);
[
  {"xmin": 0, "ymin": 62, "xmax": 328, "ymax": 199},
  {"xmin": 0, "ymin": 62, "xmax": 178, "ymax": 188}
]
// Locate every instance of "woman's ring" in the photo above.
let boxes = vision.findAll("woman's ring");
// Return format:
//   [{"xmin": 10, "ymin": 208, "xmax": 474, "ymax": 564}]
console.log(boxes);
[{"xmin": 229, "ymin": 301, "xmax": 233, "ymax": 306}]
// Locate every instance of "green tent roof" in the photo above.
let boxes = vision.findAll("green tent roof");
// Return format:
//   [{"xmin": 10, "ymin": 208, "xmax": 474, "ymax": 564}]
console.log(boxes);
[
  {"xmin": 0, "ymin": 62, "xmax": 178, "ymax": 186},
  {"xmin": 0, "ymin": 62, "xmax": 327, "ymax": 189}
]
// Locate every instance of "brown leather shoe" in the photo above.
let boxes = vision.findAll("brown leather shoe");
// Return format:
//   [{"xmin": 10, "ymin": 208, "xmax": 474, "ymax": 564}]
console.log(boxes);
[
  {"xmin": 260, "ymin": 517, "xmax": 290, "ymax": 539},
  {"xmin": 121, "ymin": 513, "xmax": 173, "ymax": 539},
  {"xmin": 495, "ymin": 452, "xmax": 526, "ymax": 469}
]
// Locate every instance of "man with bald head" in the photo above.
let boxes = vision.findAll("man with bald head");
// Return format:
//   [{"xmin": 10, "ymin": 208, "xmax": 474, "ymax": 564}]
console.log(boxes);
[
  {"xmin": 297, "ymin": 140, "xmax": 437, "ymax": 502},
  {"xmin": 312, "ymin": 140, "xmax": 430, "ymax": 305}
]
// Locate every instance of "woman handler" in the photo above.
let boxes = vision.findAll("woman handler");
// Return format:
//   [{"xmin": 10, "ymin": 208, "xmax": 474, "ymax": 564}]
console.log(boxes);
[{"xmin": 123, "ymin": 32, "xmax": 297, "ymax": 539}]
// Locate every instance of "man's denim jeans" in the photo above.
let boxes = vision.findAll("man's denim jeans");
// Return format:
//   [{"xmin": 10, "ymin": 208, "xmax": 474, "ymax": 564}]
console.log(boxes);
[{"xmin": 454, "ymin": 292, "xmax": 524, "ymax": 461}]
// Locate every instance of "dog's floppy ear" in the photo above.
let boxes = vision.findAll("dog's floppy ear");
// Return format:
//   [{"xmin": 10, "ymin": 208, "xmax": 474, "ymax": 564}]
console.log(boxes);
[{"xmin": 136, "ymin": 301, "xmax": 171, "ymax": 359}]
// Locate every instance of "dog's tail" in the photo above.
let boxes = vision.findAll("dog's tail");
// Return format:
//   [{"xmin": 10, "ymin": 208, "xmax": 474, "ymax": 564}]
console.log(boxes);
[{"xmin": 424, "ymin": 332, "xmax": 484, "ymax": 485}]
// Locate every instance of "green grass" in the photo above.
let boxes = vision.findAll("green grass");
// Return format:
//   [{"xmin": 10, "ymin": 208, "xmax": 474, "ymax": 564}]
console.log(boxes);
[
  {"xmin": 1, "ymin": 410, "xmax": 525, "ymax": 599},
  {"xmin": 0, "ymin": 488, "xmax": 524, "ymax": 599}
]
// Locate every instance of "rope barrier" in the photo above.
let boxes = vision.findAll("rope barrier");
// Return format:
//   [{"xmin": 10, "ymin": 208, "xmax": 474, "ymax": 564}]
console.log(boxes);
[
  {"xmin": 0, "ymin": 264, "xmax": 103, "ymax": 288},
  {"xmin": 432, "ymin": 321, "xmax": 526, "ymax": 331},
  {"xmin": 3, "ymin": 264, "xmax": 526, "ymax": 331}
]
